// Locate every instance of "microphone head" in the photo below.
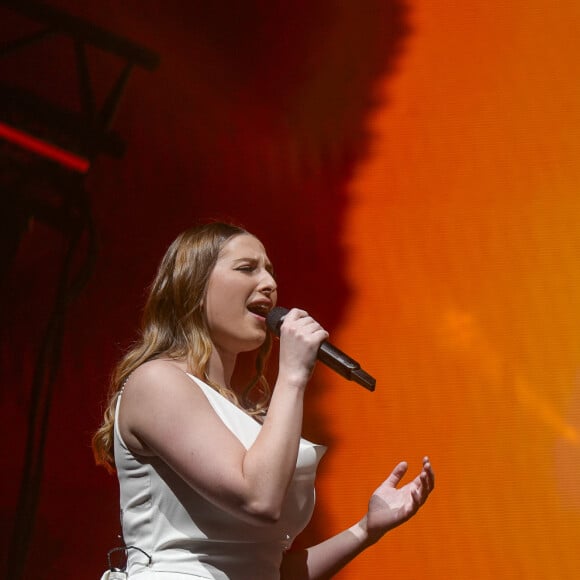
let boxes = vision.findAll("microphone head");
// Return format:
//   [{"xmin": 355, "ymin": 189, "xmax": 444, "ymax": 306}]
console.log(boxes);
[{"xmin": 266, "ymin": 306, "xmax": 289, "ymax": 336}]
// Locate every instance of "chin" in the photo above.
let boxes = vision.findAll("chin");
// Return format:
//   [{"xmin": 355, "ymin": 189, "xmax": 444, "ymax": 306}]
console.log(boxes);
[{"xmin": 240, "ymin": 332, "xmax": 267, "ymax": 353}]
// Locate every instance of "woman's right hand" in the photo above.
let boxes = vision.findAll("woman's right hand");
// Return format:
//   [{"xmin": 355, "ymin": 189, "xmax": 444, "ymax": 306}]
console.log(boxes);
[{"xmin": 276, "ymin": 308, "xmax": 329, "ymax": 388}]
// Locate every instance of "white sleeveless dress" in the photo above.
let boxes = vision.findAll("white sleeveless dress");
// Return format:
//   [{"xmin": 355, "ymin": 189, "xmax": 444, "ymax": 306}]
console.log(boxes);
[{"xmin": 112, "ymin": 374, "xmax": 326, "ymax": 579}]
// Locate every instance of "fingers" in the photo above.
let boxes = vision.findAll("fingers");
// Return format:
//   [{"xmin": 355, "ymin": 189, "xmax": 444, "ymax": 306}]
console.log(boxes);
[
  {"xmin": 421, "ymin": 456, "xmax": 435, "ymax": 492},
  {"xmin": 385, "ymin": 461, "xmax": 408, "ymax": 488},
  {"xmin": 276, "ymin": 309, "xmax": 329, "ymax": 385},
  {"xmin": 423, "ymin": 457, "xmax": 435, "ymax": 491},
  {"xmin": 410, "ymin": 457, "xmax": 435, "ymax": 506},
  {"xmin": 386, "ymin": 457, "xmax": 434, "ymax": 495},
  {"xmin": 281, "ymin": 308, "xmax": 324, "ymax": 326},
  {"xmin": 366, "ymin": 457, "xmax": 435, "ymax": 536},
  {"xmin": 279, "ymin": 308, "xmax": 329, "ymax": 344},
  {"xmin": 280, "ymin": 308, "xmax": 311, "ymax": 324}
]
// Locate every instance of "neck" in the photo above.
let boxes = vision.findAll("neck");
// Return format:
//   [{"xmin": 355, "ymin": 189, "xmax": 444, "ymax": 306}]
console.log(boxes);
[{"xmin": 207, "ymin": 347, "xmax": 237, "ymax": 389}]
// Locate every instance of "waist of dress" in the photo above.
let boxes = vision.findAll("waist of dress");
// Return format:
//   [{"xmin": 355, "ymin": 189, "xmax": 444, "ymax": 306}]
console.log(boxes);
[{"xmin": 127, "ymin": 540, "xmax": 284, "ymax": 579}]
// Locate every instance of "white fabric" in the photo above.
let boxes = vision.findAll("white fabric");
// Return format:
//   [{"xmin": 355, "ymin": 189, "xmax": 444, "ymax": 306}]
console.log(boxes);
[{"xmin": 113, "ymin": 374, "xmax": 326, "ymax": 579}]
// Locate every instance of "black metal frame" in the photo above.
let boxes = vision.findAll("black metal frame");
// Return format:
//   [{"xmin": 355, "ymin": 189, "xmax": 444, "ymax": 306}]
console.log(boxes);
[
  {"xmin": 0, "ymin": 3, "xmax": 159, "ymax": 578},
  {"xmin": 0, "ymin": 0, "xmax": 159, "ymax": 160}
]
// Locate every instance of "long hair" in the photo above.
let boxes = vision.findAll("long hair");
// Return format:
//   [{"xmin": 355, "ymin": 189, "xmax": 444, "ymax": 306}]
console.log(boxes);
[{"xmin": 92, "ymin": 222, "xmax": 272, "ymax": 472}]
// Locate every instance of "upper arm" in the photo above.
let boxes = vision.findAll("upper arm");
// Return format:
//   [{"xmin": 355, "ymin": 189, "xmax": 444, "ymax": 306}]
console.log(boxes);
[{"xmin": 118, "ymin": 361, "xmax": 257, "ymax": 522}]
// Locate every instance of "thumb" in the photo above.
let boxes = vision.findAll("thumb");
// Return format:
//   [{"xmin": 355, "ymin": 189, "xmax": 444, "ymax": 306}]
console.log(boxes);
[{"xmin": 385, "ymin": 461, "xmax": 408, "ymax": 488}]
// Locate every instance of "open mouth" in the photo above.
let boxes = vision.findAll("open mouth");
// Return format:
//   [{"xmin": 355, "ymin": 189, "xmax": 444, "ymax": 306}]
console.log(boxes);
[{"xmin": 247, "ymin": 303, "xmax": 270, "ymax": 318}]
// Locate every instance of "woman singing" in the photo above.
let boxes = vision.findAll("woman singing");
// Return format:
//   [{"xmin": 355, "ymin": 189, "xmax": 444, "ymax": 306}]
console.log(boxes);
[{"xmin": 93, "ymin": 222, "xmax": 434, "ymax": 579}]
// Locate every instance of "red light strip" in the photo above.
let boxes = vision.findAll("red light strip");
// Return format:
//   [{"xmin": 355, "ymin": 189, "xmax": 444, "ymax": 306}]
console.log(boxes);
[{"xmin": 0, "ymin": 121, "xmax": 90, "ymax": 173}]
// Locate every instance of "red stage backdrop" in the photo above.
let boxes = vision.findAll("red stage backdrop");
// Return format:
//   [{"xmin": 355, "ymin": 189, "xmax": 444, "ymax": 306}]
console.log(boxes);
[{"xmin": 1, "ymin": 1, "xmax": 579, "ymax": 578}]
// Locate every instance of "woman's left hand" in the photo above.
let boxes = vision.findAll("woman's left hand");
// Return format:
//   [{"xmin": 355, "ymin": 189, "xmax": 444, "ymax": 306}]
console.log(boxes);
[{"xmin": 364, "ymin": 456, "xmax": 434, "ymax": 543}]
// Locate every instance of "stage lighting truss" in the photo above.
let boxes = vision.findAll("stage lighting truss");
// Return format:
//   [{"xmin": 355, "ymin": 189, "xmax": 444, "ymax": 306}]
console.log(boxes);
[
  {"xmin": 0, "ymin": 4, "xmax": 159, "ymax": 578},
  {"xmin": 0, "ymin": 0, "xmax": 159, "ymax": 174}
]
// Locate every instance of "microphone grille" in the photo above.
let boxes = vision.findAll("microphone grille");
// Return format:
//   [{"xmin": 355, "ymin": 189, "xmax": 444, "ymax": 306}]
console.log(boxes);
[{"xmin": 266, "ymin": 306, "xmax": 289, "ymax": 336}]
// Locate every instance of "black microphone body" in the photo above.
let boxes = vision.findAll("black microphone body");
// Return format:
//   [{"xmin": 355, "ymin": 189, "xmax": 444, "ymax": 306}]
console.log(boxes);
[{"xmin": 266, "ymin": 306, "xmax": 376, "ymax": 392}]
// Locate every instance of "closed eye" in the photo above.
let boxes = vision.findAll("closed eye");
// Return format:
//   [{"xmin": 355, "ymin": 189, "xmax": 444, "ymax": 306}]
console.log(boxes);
[
  {"xmin": 233, "ymin": 258, "xmax": 275, "ymax": 277},
  {"xmin": 235, "ymin": 264, "xmax": 255, "ymax": 272}
]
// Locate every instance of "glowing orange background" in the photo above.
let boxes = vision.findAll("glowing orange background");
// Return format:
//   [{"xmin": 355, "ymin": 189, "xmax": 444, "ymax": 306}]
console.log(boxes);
[
  {"xmin": 315, "ymin": 1, "xmax": 580, "ymax": 577},
  {"xmin": 2, "ymin": 1, "xmax": 579, "ymax": 578}
]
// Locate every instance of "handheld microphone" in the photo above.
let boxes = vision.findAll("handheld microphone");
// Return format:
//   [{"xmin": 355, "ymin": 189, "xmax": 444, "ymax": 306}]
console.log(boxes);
[{"xmin": 266, "ymin": 306, "xmax": 376, "ymax": 392}]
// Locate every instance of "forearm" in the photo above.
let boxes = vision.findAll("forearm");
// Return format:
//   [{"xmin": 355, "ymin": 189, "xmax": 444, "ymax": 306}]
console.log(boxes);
[
  {"xmin": 240, "ymin": 308, "xmax": 327, "ymax": 521},
  {"xmin": 240, "ymin": 377, "xmax": 305, "ymax": 520},
  {"xmin": 280, "ymin": 519, "xmax": 375, "ymax": 580}
]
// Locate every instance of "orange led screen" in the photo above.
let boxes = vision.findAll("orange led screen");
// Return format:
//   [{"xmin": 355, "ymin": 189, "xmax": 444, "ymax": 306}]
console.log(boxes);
[
  {"xmin": 312, "ymin": 1, "xmax": 580, "ymax": 578},
  {"xmin": 2, "ymin": 2, "xmax": 579, "ymax": 578}
]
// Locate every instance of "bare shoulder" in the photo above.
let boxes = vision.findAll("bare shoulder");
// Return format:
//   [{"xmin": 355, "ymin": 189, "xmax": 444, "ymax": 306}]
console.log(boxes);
[
  {"xmin": 128, "ymin": 358, "xmax": 185, "ymax": 384},
  {"xmin": 119, "ymin": 359, "xmax": 209, "ymax": 454},
  {"xmin": 123, "ymin": 359, "xmax": 203, "ymax": 411}
]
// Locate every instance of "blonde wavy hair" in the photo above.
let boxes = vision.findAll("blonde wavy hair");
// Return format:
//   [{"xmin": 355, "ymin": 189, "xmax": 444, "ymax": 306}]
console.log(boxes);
[{"xmin": 92, "ymin": 222, "xmax": 272, "ymax": 473}]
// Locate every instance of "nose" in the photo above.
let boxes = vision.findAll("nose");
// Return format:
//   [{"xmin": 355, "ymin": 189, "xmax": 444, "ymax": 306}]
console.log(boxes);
[{"xmin": 259, "ymin": 270, "xmax": 277, "ymax": 297}]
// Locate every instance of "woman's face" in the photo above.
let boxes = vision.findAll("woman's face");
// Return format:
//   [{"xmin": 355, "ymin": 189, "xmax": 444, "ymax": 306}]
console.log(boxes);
[{"xmin": 205, "ymin": 234, "xmax": 277, "ymax": 356}]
